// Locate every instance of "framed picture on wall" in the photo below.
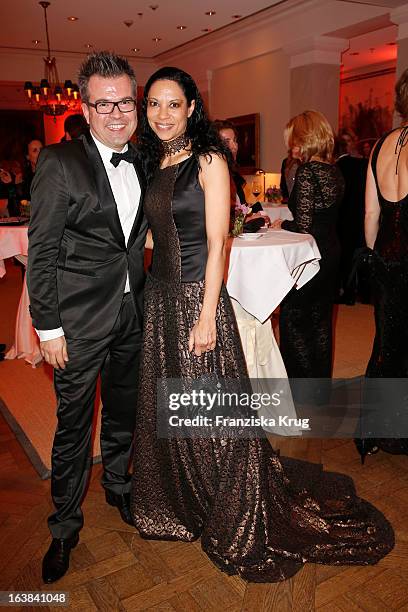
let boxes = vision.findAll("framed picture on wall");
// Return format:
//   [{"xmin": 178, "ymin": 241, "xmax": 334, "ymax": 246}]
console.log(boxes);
[{"xmin": 226, "ymin": 113, "xmax": 260, "ymax": 173}]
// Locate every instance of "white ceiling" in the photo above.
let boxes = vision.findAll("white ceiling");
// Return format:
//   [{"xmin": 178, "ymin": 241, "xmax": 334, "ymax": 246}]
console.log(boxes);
[
  {"xmin": 0, "ymin": 0, "xmax": 285, "ymax": 59},
  {"xmin": 338, "ymin": 0, "xmax": 406, "ymax": 6}
]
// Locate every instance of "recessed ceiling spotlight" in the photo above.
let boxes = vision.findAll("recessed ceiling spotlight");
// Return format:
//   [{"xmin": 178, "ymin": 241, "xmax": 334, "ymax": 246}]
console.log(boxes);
[
  {"xmin": 177, "ymin": 25, "xmax": 187, "ymax": 30},
  {"xmin": 32, "ymin": 39, "xmax": 41, "ymax": 44},
  {"xmin": 232, "ymin": 15, "xmax": 242, "ymax": 18},
  {"xmin": 350, "ymin": 52, "xmax": 359, "ymax": 56},
  {"xmin": 202, "ymin": 28, "xmax": 212, "ymax": 32},
  {"xmin": 84, "ymin": 43, "xmax": 93, "ymax": 48},
  {"xmin": 150, "ymin": 4, "xmax": 159, "ymax": 9},
  {"xmin": 205, "ymin": 10, "xmax": 216, "ymax": 16},
  {"xmin": 67, "ymin": 16, "xmax": 78, "ymax": 21},
  {"xmin": 138, "ymin": 12, "xmax": 143, "ymax": 16},
  {"xmin": 132, "ymin": 48, "xmax": 140, "ymax": 52},
  {"xmin": 152, "ymin": 37, "xmax": 162, "ymax": 42},
  {"xmin": 124, "ymin": 20, "xmax": 134, "ymax": 28},
  {"xmin": 387, "ymin": 42, "xmax": 396, "ymax": 46}
]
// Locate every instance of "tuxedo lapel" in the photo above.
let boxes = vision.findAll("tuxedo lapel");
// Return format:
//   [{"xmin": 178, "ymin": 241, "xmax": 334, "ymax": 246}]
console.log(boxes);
[
  {"xmin": 82, "ymin": 131, "xmax": 126, "ymax": 248},
  {"xmin": 127, "ymin": 152, "xmax": 146, "ymax": 250}
]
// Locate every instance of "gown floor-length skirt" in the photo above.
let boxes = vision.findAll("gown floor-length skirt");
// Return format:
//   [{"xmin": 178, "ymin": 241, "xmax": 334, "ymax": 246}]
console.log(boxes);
[{"xmin": 131, "ymin": 276, "xmax": 394, "ymax": 583}]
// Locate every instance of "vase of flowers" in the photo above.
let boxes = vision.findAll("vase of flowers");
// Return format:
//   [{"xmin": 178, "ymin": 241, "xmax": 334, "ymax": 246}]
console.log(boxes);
[
  {"xmin": 265, "ymin": 186, "xmax": 282, "ymax": 204},
  {"xmin": 232, "ymin": 202, "xmax": 251, "ymax": 236}
]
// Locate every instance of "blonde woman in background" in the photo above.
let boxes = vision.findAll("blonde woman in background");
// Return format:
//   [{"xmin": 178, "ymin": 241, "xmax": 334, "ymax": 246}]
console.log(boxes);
[{"xmin": 272, "ymin": 111, "xmax": 344, "ymax": 385}]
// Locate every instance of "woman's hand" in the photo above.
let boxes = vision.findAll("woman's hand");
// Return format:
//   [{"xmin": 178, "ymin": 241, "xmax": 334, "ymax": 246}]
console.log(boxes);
[
  {"xmin": 188, "ymin": 315, "xmax": 216, "ymax": 356},
  {"xmin": 0, "ymin": 169, "xmax": 12, "ymax": 184},
  {"xmin": 271, "ymin": 219, "xmax": 283, "ymax": 230},
  {"xmin": 251, "ymin": 211, "xmax": 271, "ymax": 227}
]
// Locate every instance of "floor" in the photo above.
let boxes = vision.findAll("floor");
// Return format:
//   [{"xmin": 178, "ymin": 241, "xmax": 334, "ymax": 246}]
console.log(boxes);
[{"xmin": 1, "ymin": 262, "xmax": 408, "ymax": 611}]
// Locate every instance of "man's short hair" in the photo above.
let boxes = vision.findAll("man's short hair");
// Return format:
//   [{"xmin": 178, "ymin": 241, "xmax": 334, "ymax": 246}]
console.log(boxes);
[
  {"xmin": 78, "ymin": 51, "xmax": 137, "ymax": 102},
  {"xmin": 64, "ymin": 114, "xmax": 88, "ymax": 139}
]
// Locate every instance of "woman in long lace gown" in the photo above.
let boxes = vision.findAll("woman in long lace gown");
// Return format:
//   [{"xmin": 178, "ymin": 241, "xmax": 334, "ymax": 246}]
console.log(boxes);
[
  {"xmin": 130, "ymin": 67, "xmax": 394, "ymax": 582},
  {"xmin": 272, "ymin": 111, "xmax": 344, "ymax": 380},
  {"xmin": 355, "ymin": 69, "xmax": 408, "ymax": 461}
]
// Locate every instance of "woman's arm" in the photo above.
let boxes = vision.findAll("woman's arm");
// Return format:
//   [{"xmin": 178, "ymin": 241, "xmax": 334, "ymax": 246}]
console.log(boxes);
[
  {"xmin": 273, "ymin": 165, "xmax": 314, "ymax": 232},
  {"xmin": 364, "ymin": 150, "xmax": 380, "ymax": 249},
  {"xmin": 188, "ymin": 154, "xmax": 230, "ymax": 356},
  {"xmin": 145, "ymin": 229, "xmax": 153, "ymax": 250}
]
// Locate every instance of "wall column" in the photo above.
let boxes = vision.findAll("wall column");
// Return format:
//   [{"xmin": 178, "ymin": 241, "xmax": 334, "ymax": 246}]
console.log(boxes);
[{"xmin": 283, "ymin": 36, "xmax": 348, "ymax": 130}]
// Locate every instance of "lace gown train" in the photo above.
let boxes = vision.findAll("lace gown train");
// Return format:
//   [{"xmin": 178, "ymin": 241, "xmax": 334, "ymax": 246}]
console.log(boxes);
[{"xmin": 131, "ymin": 155, "xmax": 394, "ymax": 582}]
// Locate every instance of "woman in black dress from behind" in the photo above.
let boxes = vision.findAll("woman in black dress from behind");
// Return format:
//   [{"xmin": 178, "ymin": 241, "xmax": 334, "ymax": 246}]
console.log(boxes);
[
  {"xmin": 272, "ymin": 111, "xmax": 344, "ymax": 381},
  {"xmin": 356, "ymin": 69, "xmax": 408, "ymax": 461}
]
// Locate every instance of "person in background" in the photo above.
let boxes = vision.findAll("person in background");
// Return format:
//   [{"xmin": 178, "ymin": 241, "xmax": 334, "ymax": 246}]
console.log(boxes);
[
  {"xmin": 280, "ymin": 144, "xmax": 301, "ymax": 202},
  {"xmin": 214, "ymin": 119, "xmax": 269, "ymax": 228},
  {"xmin": 0, "ymin": 159, "xmax": 24, "ymax": 216},
  {"xmin": 335, "ymin": 135, "xmax": 368, "ymax": 305},
  {"xmin": 338, "ymin": 128, "xmax": 361, "ymax": 158},
  {"xmin": 213, "ymin": 119, "xmax": 246, "ymax": 204},
  {"xmin": 355, "ymin": 68, "xmax": 408, "ymax": 462},
  {"xmin": 19, "ymin": 139, "xmax": 43, "ymax": 200},
  {"xmin": 62, "ymin": 113, "xmax": 88, "ymax": 141},
  {"xmin": 272, "ymin": 111, "xmax": 344, "ymax": 383}
]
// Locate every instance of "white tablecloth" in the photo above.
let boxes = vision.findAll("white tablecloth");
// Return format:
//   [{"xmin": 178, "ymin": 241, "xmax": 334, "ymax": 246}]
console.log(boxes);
[
  {"xmin": 227, "ymin": 229, "xmax": 321, "ymax": 324},
  {"xmin": 227, "ymin": 229, "xmax": 320, "ymax": 436},
  {"xmin": 0, "ymin": 226, "xmax": 29, "ymax": 277},
  {"xmin": 0, "ymin": 226, "xmax": 42, "ymax": 367},
  {"xmin": 262, "ymin": 204, "xmax": 293, "ymax": 223}
]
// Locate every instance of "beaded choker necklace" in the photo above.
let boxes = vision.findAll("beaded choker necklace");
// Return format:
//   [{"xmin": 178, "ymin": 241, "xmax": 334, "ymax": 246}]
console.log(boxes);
[{"xmin": 162, "ymin": 134, "xmax": 189, "ymax": 156}]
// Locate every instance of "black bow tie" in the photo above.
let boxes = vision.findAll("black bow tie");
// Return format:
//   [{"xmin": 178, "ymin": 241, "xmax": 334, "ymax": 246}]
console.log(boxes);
[{"xmin": 110, "ymin": 148, "xmax": 137, "ymax": 167}]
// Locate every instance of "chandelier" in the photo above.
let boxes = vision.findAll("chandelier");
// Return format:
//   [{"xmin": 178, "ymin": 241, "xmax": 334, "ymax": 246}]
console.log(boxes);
[{"xmin": 24, "ymin": 1, "xmax": 81, "ymax": 121}]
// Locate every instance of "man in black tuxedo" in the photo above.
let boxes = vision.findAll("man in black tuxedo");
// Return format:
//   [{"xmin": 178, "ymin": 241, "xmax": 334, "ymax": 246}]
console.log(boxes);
[
  {"xmin": 27, "ymin": 52, "xmax": 147, "ymax": 583},
  {"xmin": 335, "ymin": 138, "xmax": 368, "ymax": 304}
]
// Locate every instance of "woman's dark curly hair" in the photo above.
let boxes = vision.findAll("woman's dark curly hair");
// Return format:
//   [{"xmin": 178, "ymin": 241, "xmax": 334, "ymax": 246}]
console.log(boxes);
[{"xmin": 136, "ymin": 66, "xmax": 230, "ymax": 184}]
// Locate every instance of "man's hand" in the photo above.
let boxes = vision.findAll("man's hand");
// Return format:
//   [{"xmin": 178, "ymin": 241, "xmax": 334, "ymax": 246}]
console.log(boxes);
[{"xmin": 40, "ymin": 336, "xmax": 69, "ymax": 369}]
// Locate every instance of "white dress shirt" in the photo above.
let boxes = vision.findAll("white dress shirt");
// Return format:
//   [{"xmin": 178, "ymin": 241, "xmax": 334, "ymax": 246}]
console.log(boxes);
[{"xmin": 37, "ymin": 131, "xmax": 141, "ymax": 341}]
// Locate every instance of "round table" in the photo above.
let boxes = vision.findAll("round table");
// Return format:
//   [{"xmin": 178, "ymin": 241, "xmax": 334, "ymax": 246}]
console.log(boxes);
[
  {"xmin": 262, "ymin": 204, "xmax": 293, "ymax": 224},
  {"xmin": 0, "ymin": 225, "xmax": 41, "ymax": 366},
  {"xmin": 227, "ymin": 228, "xmax": 321, "ymax": 435}
]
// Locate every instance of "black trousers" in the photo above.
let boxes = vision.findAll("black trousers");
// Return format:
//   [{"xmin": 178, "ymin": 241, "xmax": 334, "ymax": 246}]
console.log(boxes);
[{"xmin": 48, "ymin": 293, "xmax": 142, "ymax": 538}]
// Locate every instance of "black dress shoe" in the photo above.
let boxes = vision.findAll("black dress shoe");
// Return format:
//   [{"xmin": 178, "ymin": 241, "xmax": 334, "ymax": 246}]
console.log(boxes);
[
  {"xmin": 42, "ymin": 534, "xmax": 79, "ymax": 583},
  {"xmin": 105, "ymin": 490, "xmax": 134, "ymax": 526}
]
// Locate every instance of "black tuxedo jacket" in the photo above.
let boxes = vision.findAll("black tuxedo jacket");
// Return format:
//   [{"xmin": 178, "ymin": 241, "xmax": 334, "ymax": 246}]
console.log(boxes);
[{"xmin": 27, "ymin": 131, "xmax": 147, "ymax": 340}]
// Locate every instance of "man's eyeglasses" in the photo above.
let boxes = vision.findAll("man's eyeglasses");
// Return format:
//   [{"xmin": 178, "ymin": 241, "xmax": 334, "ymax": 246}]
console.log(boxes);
[{"xmin": 87, "ymin": 99, "xmax": 137, "ymax": 114}]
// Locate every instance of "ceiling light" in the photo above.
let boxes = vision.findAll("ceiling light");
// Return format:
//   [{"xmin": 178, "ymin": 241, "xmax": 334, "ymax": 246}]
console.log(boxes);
[
  {"xmin": 25, "ymin": 2, "xmax": 81, "ymax": 120},
  {"xmin": 32, "ymin": 39, "xmax": 41, "ymax": 44},
  {"xmin": 387, "ymin": 42, "xmax": 396, "ymax": 46},
  {"xmin": 67, "ymin": 16, "xmax": 78, "ymax": 21},
  {"xmin": 152, "ymin": 37, "xmax": 162, "ymax": 42},
  {"xmin": 84, "ymin": 43, "xmax": 93, "ymax": 48},
  {"xmin": 350, "ymin": 52, "xmax": 359, "ymax": 56},
  {"xmin": 132, "ymin": 48, "xmax": 140, "ymax": 52},
  {"xmin": 177, "ymin": 25, "xmax": 187, "ymax": 30},
  {"xmin": 232, "ymin": 15, "xmax": 242, "ymax": 18},
  {"xmin": 202, "ymin": 28, "xmax": 212, "ymax": 32},
  {"xmin": 205, "ymin": 10, "xmax": 216, "ymax": 16}
]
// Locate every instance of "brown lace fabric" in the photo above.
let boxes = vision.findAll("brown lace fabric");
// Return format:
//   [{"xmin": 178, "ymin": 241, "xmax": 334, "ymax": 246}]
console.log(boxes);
[{"xmin": 131, "ymin": 157, "xmax": 394, "ymax": 582}]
